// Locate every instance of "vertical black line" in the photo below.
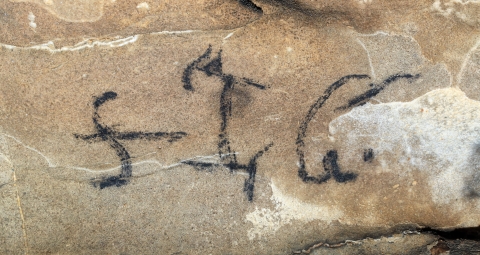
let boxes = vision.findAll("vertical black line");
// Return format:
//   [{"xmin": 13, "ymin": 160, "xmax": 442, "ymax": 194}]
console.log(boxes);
[
  {"xmin": 218, "ymin": 75, "xmax": 236, "ymax": 162},
  {"xmin": 244, "ymin": 143, "xmax": 273, "ymax": 201}
]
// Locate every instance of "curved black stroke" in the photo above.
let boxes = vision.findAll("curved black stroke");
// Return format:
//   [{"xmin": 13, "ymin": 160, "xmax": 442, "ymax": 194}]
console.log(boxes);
[
  {"xmin": 181, "ymin": 46, "xmax": 271, "ymax": 201},
  {"xmin": 336, "ymin": 73, "xmax": 420, "ymax": 111},
  {"xmin": 75, "ymin": 91, "xmax": 187, "ymax": 188},
  {"xmin": 182, "ymin": 46, "xmax": 212, "ymax": 91},
  {"xmin": 296, "ymin": 74, "xmax": 369, "ymax": 184},
  {"xmin": 297, "ymin": 73, "xmax": 420, "ymax": 184}
]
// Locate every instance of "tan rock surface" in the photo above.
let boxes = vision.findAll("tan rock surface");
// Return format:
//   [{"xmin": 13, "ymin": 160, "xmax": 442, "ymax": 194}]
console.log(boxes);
[
  {"xmin": 2, "ymin": 0, "xmax": 480, "ymax": 254},
  {"xmin": 1, "ymin": 0, "xmax": 261, "ymax": 46}
]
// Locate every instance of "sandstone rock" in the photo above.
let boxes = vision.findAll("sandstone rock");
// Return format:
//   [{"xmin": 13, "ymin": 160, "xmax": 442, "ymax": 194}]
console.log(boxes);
[
  {"xmin": 1, "ymin": 0, "xmax": 480, "ymax": 254},
  {"xmin": 1, "ymin": 0, "xmax": 261, "ymax": 46}
]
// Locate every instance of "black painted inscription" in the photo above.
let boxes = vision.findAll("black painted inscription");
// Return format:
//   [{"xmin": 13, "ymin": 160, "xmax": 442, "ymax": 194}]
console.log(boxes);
[
  {"xmin": 73, "ymin": 44, "xmax": 420, "ymax": 198},
  {"xmin": 297, "ymin": 73, "xmax": 420, "ymax": 184},
  {"xmin": 75, "ymin": 91, "xmax": 187, "ymax": 188},
  {"xmin": 182, "ymin": 45, "xmax": 272, "ymax": 201}
]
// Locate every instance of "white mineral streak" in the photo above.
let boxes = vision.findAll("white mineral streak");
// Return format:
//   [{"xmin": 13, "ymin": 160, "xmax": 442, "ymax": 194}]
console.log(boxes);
[
  {"xmin": 0, "ymin": 133, "xmax": 237, "ymax": 178},
  {"xmin": 0, "ymin": 35, "xmax": 139, "ymax": 52},
  {"xmin": 245, "ymin": 181, "xmax": 343, "ymax": 240},
  {"xmin": 329, "ymin": 88, "xmax": 480, "ymax": 205},
  {"xmin": 0, "ymin": 30, "xmax": 202, "ymax": 52},
  {"xmin": 150, "ymin": 30, "xmax": 198, "ymax": 35},
  {"xmin": 356, "ymin": 38, "xmax": 376, "ymax": 80}
]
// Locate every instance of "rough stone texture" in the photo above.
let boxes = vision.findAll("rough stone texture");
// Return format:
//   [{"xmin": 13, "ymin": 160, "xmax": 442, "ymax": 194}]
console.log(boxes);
[
  {"xmin": 308, "ymin": 232, "xmax": 437, "ymax": 255},
  {"xmin": 1, "ymin": 0, "xmax": 261, "ymax": 46},
  {"xmin": 2, "ymin": 0, "xmax": 480, "ymax": 254}
]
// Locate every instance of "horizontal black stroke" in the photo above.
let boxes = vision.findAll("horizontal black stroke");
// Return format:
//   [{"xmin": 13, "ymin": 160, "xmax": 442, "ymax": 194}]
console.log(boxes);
[{"xmin": 75, "ymin": 91, "xmax": 187, "ymax": 189}]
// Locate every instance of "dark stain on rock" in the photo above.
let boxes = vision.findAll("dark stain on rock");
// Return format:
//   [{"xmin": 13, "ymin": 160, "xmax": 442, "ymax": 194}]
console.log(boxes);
[
  {"xmin": 430, "ymin": 239, "xmax": 450, "ymax": 255},
  {"xmin": 238, "ymin": 0, "xmax": 263, "ymax": 13}
]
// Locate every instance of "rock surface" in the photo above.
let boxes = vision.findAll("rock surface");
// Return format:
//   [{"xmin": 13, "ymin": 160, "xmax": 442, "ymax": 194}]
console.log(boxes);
[{"xmin": 1, "ymin": 0, "xmax": 480, "ymax": 254}]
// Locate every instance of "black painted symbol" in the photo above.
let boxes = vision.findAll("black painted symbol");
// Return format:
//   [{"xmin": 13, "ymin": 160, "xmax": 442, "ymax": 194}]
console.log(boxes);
[
  {"xmin": 75, "ymin": 91, "xmax": 187, "ymax": 188},
  {"xmin": 363, "ymin": 148, "xmax": 374, "ymax": 162},
  {"xmin": 297, "ymin": 73, "xmax": 420, "ymax": 184},
  {"xmin": 182, "ymin": 45, "xmax": 272, "ymax": 201}
]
